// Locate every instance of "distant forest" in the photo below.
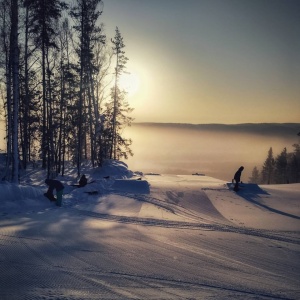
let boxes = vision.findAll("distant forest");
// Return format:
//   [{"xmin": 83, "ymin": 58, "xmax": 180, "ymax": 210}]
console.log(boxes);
[
  {"xmin": 135, "ymin": 122, "xmax": 300, "ymax": 138},
  {"xmin": 250, "ymin": 144, "xmax": 300, "ymax": 184},
  {"xmin": 0, "ymin": 0, "xmax": 134, "ymax": 182},
  {"xmin": 131, "ymin": 122, "xmax": 300, "ymax": 183}
]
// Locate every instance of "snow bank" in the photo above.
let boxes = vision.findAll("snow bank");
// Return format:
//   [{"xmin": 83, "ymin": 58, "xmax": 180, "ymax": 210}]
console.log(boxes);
[
  {"xmin": 0, "ymin": 183, "xmax": 43, "ymax": 201},
  {"xmin": 91, "ymin": 159, "xmax": 134, "ymax": 179},
  {"xmin": 0, "ymin": 182, "xmax": 47, "ymax": 214},
  {"xmin": 0, "ymin": 160, "xmax": 138, "ymax": 214}
]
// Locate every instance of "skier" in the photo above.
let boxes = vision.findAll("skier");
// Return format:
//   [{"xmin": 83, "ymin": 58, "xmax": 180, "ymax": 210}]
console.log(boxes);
[
  {"xmin": 233, "ymin": 166, "xmax": 244, "ymax": 191},
  {"xmin": 45, "ymin": 179, "xmax": 64, "ymax": 207}
]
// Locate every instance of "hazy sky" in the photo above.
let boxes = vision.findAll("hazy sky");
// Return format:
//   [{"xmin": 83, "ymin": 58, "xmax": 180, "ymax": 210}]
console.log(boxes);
[{"xmin": 101, "ymin": 0, "xmax": 300, "ymax": 124}]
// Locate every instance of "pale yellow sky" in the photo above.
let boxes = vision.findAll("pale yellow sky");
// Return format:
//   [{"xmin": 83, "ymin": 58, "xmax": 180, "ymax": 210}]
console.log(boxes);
[{"xmin": 103, "ymin": 0, "xmax": 300, "ymax": 124}]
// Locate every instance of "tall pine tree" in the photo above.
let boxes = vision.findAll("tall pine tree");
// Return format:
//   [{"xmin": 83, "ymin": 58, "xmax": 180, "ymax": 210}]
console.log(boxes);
[
  {"xmin": 261, "ymin": 147, "xmax": 275, "ymax": 184},
  {"xmin": 274, "ymin": 147, "xmax": 288, "ymax": 184},
  {"xmin": 24, "ymin": 0, "xmax": 67, "ymax": 176},
  {"xmin": 110, "ymin": 27, "xmax": 131, "ymax": 160},
  {"xmin": 70, "ymin": 0, "xmax": 105, "ymax": 176}
]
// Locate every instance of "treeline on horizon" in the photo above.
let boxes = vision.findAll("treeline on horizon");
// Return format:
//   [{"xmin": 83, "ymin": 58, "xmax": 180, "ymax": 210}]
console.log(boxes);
[
  {"xmin": 0, "ymin": 0, "xmax": 134, "ymax": 183},
  {"xmin": 249, "ymin": 144, "xmax": 300, "ymax": 184},
  {"xmin": 133, "ymin": 122, "xmax": 300, "ymax": 138}
]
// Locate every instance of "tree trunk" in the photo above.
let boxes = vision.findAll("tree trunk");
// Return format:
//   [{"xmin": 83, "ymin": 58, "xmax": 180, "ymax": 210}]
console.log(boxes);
[
  {"xmin": 1, "ymin": 1, "xmax": 12, "ymax": 181},
  {"xmin": 42, "ymin": 41, "xmax": 47, "ymax": 169},
  {"xmin": 22, "ymin": 4, "xmax": 30, "ymax": 170},
  {"xmin": 11, "ymin": 0, "xmax": 19, "ymax": 183}
]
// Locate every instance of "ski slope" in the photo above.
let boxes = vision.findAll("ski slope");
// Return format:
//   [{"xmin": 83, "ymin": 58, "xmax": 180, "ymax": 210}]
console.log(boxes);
[{"xmin": 0, "ymin": 161, "xmax": 299, "ymax": 299}]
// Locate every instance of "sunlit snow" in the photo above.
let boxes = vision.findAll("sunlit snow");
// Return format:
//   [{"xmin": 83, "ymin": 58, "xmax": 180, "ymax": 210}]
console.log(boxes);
[{"xmin": 0, "ymin": 160, "xmax": 299, "ymax": 299}]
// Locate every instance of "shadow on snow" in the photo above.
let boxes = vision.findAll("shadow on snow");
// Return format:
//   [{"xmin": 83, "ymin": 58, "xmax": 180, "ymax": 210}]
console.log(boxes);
[{"xmin": 232, "ymin": 183, "xmax": 300, "ymax": 220}]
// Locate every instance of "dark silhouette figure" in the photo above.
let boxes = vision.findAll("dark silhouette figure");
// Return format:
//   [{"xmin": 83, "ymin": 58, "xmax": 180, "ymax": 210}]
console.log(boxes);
[
  {"xmin": 79, "ymin": 174, "xmax": 88, "ymax": 187},
  {"xmin": 233, "ymin": 166, "xmax": 244, "ymax": 191},
  {"xmin": 45, "ymin": 179, "xmax": 64, "ymax": 206},
  {"xmin": 71, "ymin": 174, "xmax": 88, "ymax": 188}
]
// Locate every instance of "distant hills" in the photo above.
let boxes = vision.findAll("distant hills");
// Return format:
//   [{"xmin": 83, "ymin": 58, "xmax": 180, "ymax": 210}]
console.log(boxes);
[{"xmin": 133, "ymin": 123, "xmax": 300, "ymax": 138}]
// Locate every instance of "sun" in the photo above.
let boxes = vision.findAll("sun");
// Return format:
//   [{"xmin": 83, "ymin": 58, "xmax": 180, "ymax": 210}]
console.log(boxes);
[{"xmin": 118, "ymin": 72, "xmax": 140, "ymax": 97}]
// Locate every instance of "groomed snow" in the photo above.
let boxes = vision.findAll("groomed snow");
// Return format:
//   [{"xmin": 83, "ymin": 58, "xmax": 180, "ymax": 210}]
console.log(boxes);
[{"xmin": 0, "ymin": 160, "xmax": 299, "ymax": 299}]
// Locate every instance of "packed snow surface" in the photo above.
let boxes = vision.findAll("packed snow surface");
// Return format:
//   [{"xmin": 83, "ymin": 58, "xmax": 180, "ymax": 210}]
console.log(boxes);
[{"xmin": 0, "ymin": 160, "xmax": 299, "ymax": 299}]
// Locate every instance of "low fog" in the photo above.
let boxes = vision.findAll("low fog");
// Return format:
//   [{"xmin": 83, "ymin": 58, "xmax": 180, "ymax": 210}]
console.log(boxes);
[
  {"xmin": 124, "ymin": 123, "xmax": 300, "ymax": 182},
  {"xmin": 1, "ymin": 122, "xmax": 299, "ymax": 182}
]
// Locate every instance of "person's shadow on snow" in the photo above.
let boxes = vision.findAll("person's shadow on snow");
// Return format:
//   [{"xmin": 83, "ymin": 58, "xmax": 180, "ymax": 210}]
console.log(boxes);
[{"xmin": 237, "ymin": 184, "xmax": 300, "ymax": 220}]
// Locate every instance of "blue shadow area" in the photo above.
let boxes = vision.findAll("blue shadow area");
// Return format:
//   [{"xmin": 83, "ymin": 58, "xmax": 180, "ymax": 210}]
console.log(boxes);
[
  {"xmin": 229, "ymin": 183, "xmax": 300, "ymax": 220},
  {"xmin": 112, "ymin": 179, "xmax": 150, "ymax": 194}
]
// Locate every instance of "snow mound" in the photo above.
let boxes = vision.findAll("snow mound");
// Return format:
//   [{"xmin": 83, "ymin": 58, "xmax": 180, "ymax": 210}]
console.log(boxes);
[
  {"xmin": 0, "ymin": 183, "xmax": 47, "ymax": 214},
  {"xmin": 111, "ymin": 179, "xmax": 150, "ymax": 194},
  {"xmin": 91, "ymin": 160, "xmax": 134, "ymax": 179},
  {"xmin": 0, "ymin": 183, "xmax": 43, "ymax": 201},
  {"xmin": 0, "ymin": 160, "xmax": 140, "ymax": 214}
]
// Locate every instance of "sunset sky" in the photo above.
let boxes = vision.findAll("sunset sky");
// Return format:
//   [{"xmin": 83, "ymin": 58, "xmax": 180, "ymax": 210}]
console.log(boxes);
[{"xmin": 102, "ymin": 0, "xmax": 300, "ymax": 124}]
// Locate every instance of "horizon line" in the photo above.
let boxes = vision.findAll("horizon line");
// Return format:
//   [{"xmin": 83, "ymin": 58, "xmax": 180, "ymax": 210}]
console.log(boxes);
[{"xmin": 132, "ymin": 121, "xmax": 300, "ymax": 126}]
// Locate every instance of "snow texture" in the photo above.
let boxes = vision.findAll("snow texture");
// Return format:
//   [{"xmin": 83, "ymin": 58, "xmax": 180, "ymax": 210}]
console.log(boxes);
[{"xmin": 0, "ymin": 160, "xmax": 299, "ymax": 299}]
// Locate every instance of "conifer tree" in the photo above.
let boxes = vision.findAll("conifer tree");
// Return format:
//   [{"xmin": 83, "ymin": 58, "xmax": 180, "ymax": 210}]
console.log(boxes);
[
  {"xmin": 110, "ymin": 27, "xmax": 131, "ymax": 160},
  {"xmin": 20, "ymin": 0, "xmax": 37, "ymax": 170},
  {"xmin": 0, "ymin": 0, "xmax": 12, "ymax": 180},
  {"xmin": 10, "ymin": 0, "xmax": 19, "ymax": 183},
  {"xmin": 274, "ymin": 147, "xmax": 288, "ymax": 184},
  {"xmin": 0, "ymin": 0, "xmax": 135, "ymax": 183},
  {"xmin": 249, "ymin": 166, "xmax": 260, "ymax": 183},
  {"xmin": 70, "ymin": 0, "xmax": 105, "ymax": 176},
  {"xmin": 261, "ymin": 147, "xmax": 275, "ymax": 184},
  {"xmin": 24, "ymin": 0, "xmax": 67, "ymax": 176},
  {"xmin": 288, "ymin": 144, "xmax": 300, "ymax": 183}
]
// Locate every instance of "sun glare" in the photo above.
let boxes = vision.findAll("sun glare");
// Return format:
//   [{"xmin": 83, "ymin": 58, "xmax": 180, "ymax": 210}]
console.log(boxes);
[{"xmin": 118, "ymin": 72, "xmax": 140, "ymax": 97}]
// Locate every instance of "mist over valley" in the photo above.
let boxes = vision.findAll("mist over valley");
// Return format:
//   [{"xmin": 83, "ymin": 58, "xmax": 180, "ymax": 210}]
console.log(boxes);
[
  {"xmin": 124, "ymin": 123, "xmax": 300, "ymax": 182},
  {"xmin": 1, "ymin": 121, "xmax": 299, "ymax": 182}
]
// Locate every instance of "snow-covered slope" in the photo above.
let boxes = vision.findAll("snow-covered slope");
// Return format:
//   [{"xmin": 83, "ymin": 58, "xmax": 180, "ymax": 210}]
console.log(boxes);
[{"xmin": 0, "ymin": 161, "xmax": 299, "ymax": 299}]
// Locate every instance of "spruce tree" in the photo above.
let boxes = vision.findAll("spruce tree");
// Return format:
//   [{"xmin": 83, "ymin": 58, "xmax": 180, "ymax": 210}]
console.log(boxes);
[
  {"xmin": 110, "ymin": 27, "xmax": 131, "ymax": 160},
  {"xmin": 24, "ymin": 0, "xmax": 67, "ymax": 176},
  {"xmin": 249, "ymin": 166, "xmax": 260, "ymax": 184},
  {"xmin": 289, "ymin": 144, "xmax": 300, "ymax": 183},
  {"xmin": 261, "ymin": 147, "xmax": 275, "ymax": 184},
  {"xmin": 274, "ymin": 147, "xmax": 288, "ymax": 184},
  {"xmin": 70, "ymin": 0, "xmax": 105, "ymax": 176}
]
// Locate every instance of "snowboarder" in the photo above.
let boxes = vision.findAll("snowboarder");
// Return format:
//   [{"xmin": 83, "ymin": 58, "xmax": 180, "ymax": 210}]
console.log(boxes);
[
  {"xmin": 71, "ymin": 174, "xmax": 88, "ymax": 188},
  {"xmin": 79, "ymin": 174, "xmax": 87, "ymax": 187},
  {"xmin": 45, "ymin": 179, "xmax": 64, "ymax": 206},
  {"xmin": 233, "ymin": 166, "xmax": 244, "ymax": 191}
]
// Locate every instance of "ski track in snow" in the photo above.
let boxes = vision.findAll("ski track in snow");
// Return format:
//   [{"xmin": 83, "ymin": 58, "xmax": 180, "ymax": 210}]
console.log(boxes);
[
  {"xmin": 0, "ymin": 169, "xmax": 299, "ymax": 299},
  {"xmin": 70, "ymin": 193, "xmax": 300, "ymax": 246}
]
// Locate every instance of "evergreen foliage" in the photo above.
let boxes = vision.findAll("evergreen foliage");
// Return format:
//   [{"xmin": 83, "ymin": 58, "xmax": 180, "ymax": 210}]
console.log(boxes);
[
  {"xmin": 261, "ymin": 147, "xmax": 275, "ymax": 184},
  {"xmin": 108, "ymin": 27, "xmax": 133, "ymax": 161},
  {"xmin": 251, "ymin": 143, "xmax": 300, "ymax": 184},
  {"xmin": 0, "ymin": 0, "xmax": 134, "ymax": 182},
  {"xmin": 249, "ymin": 166, "xmax": 260, "ymax": 184}
]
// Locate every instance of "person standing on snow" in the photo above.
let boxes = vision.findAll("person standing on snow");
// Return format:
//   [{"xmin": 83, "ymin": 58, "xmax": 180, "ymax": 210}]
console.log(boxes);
[
  {"xmin": 233, "ymin": 166, "xmax": 244, "ymax": 191},
  {"xmin": 45, "ymin": 179, "xmax": 64, "ymax": 207}
]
